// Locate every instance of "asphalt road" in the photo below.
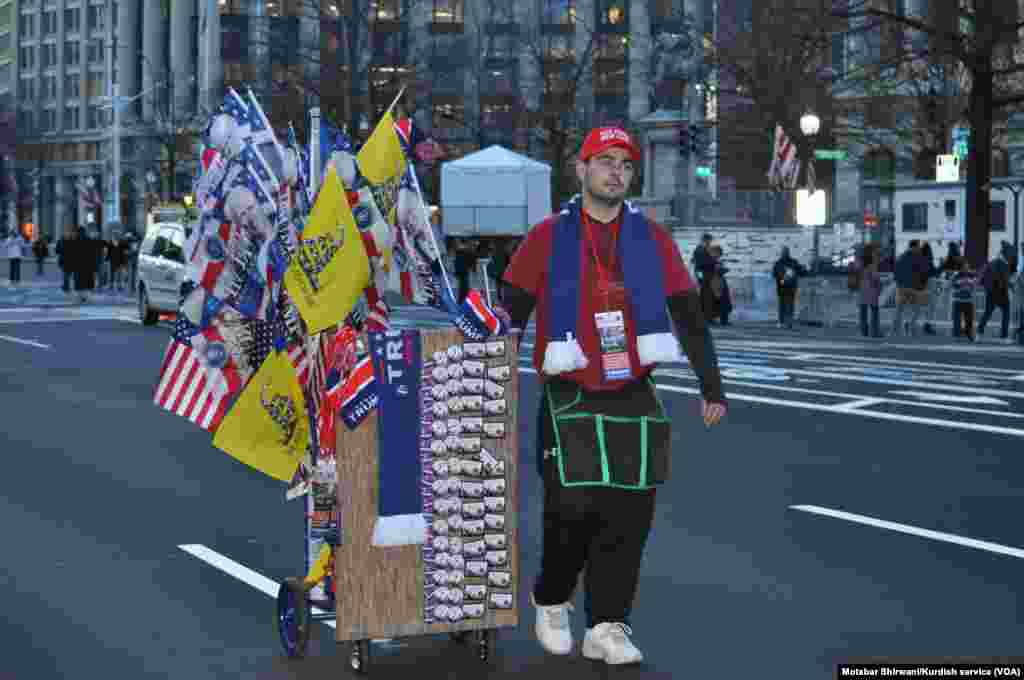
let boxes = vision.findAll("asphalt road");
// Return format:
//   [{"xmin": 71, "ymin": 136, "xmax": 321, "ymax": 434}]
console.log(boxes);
[{"xmin": 2, "ymin": 306, "xmax": 1024, "ymax": 679}]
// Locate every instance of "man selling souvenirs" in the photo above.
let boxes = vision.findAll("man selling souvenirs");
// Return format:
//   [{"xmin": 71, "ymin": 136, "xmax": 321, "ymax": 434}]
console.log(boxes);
[{"xmin": 502, "ymin": 126, "xmax": 727, "ymax": 665}]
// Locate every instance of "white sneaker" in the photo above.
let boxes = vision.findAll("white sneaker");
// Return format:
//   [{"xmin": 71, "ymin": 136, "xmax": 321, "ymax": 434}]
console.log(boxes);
[
  {"xmin": 531, "ymin": 592, "xmax": 574, "ymax": 655},
  {"xmin": 582, "ymin": 622, "xmax": 644, "ymax": 665}
]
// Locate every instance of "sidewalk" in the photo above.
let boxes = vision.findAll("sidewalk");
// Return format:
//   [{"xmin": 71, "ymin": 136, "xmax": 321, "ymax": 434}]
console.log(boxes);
[
  {"xmin": 726, "ymin": 301, "xmax": 1022, "ymax": 347},
  {"xmin": 0, "ymin": 262, "xmax": 135, "ymax": 309}
]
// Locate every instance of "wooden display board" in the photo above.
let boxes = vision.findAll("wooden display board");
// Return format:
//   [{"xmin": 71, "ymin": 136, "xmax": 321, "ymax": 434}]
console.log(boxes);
[{"xmin": 333, "ymin": 327, "xmax": 519, "ymax": 641}]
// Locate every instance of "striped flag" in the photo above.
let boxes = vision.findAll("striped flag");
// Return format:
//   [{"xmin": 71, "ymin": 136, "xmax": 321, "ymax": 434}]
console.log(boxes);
[
  {"xmin": 768, "ymin": 124, "xmax": 800, "ymax": 190},
  {"xmin": 154, "ymin": 317, "xmax": 243, "ymax": 432},
  {"xmin": 288, "ymin": 339, "xmax": 310, "ymax": 388}
]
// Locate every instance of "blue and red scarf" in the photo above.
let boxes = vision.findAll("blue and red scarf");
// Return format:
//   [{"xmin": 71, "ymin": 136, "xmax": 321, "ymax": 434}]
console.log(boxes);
[
  {"xmin": 368, "ymin": 330, "xmax": 426, "ymax": 547},
  {"xmin": 544, "ymin": 197, "xmax": 680, "ymax": 375}
]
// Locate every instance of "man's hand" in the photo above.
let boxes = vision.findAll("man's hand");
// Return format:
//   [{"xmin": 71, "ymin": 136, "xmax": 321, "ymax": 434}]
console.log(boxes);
[{"xmin": 702, "ymin": 400, "xmax": 726, "ymax": 427}]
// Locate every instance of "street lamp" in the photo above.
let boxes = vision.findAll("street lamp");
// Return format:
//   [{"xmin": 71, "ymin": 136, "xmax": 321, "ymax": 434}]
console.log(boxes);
[{"xmin": 800, "ymin": 111, "xmax": 821, "ymax": 137}]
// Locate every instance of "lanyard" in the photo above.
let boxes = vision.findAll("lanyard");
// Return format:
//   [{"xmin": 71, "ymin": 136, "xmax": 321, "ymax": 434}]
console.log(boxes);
[{"xmin": 582, "ymin": 211, "xmax": 619, "ymax": 290}]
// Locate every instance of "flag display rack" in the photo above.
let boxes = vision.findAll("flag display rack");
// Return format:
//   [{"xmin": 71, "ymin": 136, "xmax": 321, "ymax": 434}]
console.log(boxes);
[
  {"xmin": 154, "ymin": 87, "xmax": 520, "ymax": 671},
  {"xmin": 278, "ymin": 326, "xmax": 521, "ymax": 672}
]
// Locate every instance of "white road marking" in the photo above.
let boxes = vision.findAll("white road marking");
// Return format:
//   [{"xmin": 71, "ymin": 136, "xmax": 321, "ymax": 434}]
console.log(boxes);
[
  {"xmin": 888, "ymin": 391, "xmax": 1010, "ymax": 406},
  {"xmin": 178, "ymin": 544, "xmax": 336, "ymax": 629},
  {"xmin": 790, "ymin": 505, "xmax": 1024, "ymax": 560},
  {"xmin": 0, "ymin": 333, "xmax": 51, "ymax": 349},
  {"xmin": 716, "ymin": 344, "xmax": 1022, "ymax": 374},
  {"xmin": 773, "ymin": 366, "xmax": 1024, "ymax": 400},
  {"xmin": 519, "ymin": 366, "xmax": 1024, "ymax": 437},
  {"xmin": 833, "ymin": 398, "xmax": 885, "ymax": 411}
]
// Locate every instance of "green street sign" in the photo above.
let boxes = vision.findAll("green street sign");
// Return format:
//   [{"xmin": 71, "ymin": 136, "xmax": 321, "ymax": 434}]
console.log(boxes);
[
  {"xmin": 814, "ymin": 149, "xmax": 847, "ymax": 160},
  {"xmin": 695, "ymin": 166, "xmax": 713, "ymax": 177}
]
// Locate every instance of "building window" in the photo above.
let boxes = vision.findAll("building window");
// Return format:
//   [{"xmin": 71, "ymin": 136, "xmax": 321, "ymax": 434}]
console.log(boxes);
[
  {"xmin": 433, "ymin": 0, "xmax": 463, "ymax": 24},
  {"xmin": 88, "ymin": 42, "xmax": 103, "ymax": 64},
  {"xmin": 42, "ymin": 10, "xmax": 57, "ymax": 35},
  {"xmin": 87, "ymin": 5, "xmax": 105, "ymax": 32},
  {"xmin": 542, "ymin": 0, "xmax": 575, "ymax": 25},
  {"xmin": 372, "ymin": 29, "xmax": 406, "ymax": 65},
  {"xmin": 42, "ymin": 43, "xmax": 57, "ymax": 68},
  {"xmin": 220, "ymin": 0, "xmax": 247, "ymax": 14},
  {"xmin": 41, "ymin": 108, "xmax": 56, "ymax": 131},
  {"xmin": 901, "ymin": 202, "xmax": 928, "ymax": 232},
  {"xmin": 19, "ymin": 46, "xmax": 34, "ymax": 70},
  {"xmin": 64, "ymin": 73, "xmax": 79, "ymax": 96},
  {"xmin": 64, "ymin": 105, "xmax": 79, "ymax": 130},
  {"xmin": 64, "ymin": 8, "xmax": 81, "ymax": 33},
  {"xmin": 85, "ymin": 75, "xmax": 104, "ymax": 98},
  {"xmin": 481, "ymin": 66, "xmax": 517, "ymax": 96},
  {"xmin": 20, "ymin": 14, "xmax": 36, "ymax": 39},
  {"xmin": 17, "ymin": 109, "xmax": 32, "ymax": 132},
  {"xmin": 42, "ymin": 74, "xmax": 56, "ymax": 99},
  {"xmin": 372, "ymin": 0, "xmax": 402, "ymax": 21},
  {"xmin": 65, "ymin": 41, "xmax": 80, "ymax": 66},
  {"xmin": 112, "ymin": 2, "xmax": 118, "ymax": 29},
  {"xmin": 597, "ymin": 0, "xmax": 627, "ymax": 28},
  {"xmin": 87, "ymin": 105, "xmax": 105, "ymax": 129},
  {"xmin": 991, "ymin": 201, "xmax": 1007, "ymax": 231}
]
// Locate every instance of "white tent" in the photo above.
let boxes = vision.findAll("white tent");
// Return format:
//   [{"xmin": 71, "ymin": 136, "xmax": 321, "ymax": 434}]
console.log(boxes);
[{"xmin": 440, "ymin": 145, "xmax": 552, "ymax": 237}]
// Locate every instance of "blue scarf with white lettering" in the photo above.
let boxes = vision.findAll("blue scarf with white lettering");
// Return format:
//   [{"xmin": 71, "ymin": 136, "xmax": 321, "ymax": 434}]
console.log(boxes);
[
  {"xmin": 368, "ymin": 330, "xmax": 426, "ymax": 547},
  {"xmin": 544, "ymin": 197, "xmax": 680, "ymax": 375}
]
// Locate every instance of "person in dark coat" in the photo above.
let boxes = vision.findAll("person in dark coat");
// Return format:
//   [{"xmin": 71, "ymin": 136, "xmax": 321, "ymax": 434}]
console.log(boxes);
[
  {"xmin": 453, "ymin": 239, "xmax": 478, "ymax": 304},
  {"xmin": 978, "ymin": 242, "xmax": 1013, "ymax": 339},
  {"xmin": 772, "ymin": 246, "xmax": 807, "ymax": 329},
  {"xmin": 72, "ymin": 227, "xmax": 98, "ymax": 303}
]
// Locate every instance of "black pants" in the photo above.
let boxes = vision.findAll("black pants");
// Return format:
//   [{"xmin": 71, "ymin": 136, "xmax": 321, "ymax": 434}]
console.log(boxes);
[
  {"xmin": 978, "ymin": 293, "xmax": 1009, "ymax": 338},
  {"xmin": 8, "ymin": 258, "xmax": 20, "ymax": 283},
  {"xmin": 952, "ymin": 302, "xmax": 975, "ymax": 338},
  {"xmin": 778, "ymin": 289, "xmax": 796, "ymax": 327},
  {"xmin": 859, "ymin": 304, "xmax": 880, "ymax": 337},
  {"xmin": 533, "ymin": 397, "xmax": 657, "ymax": 628},
  {"xmin": 456, "ymin": 273, "xmax": 470, "ymax": 304},
  {"xmin": 62, "ymin": 269, "xmax": 72, "ymax": 292}
]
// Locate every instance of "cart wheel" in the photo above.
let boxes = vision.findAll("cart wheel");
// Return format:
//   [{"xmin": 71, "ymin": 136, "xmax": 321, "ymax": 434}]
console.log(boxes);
[
  {"xmin": 276, "ymin": 578, "xmax": 311, "ymax": 658},
  {"xmin": 450, "ymin": 631, "xmax": 470, "ymax": 644},
  {"xmin": 476, "ymin": 629, "xmax": 493, "ymax": 661},
  {"xmin": 349, "ymin": 639, "xmax": 370, "ymax": 674}
]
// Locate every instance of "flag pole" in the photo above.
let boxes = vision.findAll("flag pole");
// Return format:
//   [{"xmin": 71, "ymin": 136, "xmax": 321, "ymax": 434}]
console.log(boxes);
[
  {"xmin": 384, "ymin": 86, "xmax": 407, "ymax": 119},
  {"xmin": 406, "ymin": 163, "xmax": 456, "ymax": 303}
]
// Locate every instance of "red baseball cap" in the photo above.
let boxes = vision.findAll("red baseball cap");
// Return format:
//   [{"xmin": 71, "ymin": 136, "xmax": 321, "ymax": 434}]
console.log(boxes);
[{"xmin": 579, "ymin": 126, "xmax": 641, "ymax": 162}]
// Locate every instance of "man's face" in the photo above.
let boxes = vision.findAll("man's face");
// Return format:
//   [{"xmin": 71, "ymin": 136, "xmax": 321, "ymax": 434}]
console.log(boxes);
[{"xmin": 577, "ymin": 147, "xmax": 635, "ymax": 205}]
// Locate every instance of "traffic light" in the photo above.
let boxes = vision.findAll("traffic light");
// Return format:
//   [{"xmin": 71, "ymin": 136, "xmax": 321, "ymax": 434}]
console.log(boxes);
[
  {"xmin": 678, "ymin": 125, "xmax": 690, "ymax": 155},
  {"xmin": 689, "ymin": 124, "xmax": 702, "ymax": 156}
]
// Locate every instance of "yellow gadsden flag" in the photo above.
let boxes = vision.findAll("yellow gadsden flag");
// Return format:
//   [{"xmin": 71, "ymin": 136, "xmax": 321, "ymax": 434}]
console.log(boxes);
[
  {"xmin": 356, "ymin": 110, "xmax": 406, "ymax": 186},
  {"xmin": 284, "ymin": 166, "xmax": 370, "ymax": 334},
  {"xmin": 213, "ymin": 350, "xmax": 309, "ymax": 482}
]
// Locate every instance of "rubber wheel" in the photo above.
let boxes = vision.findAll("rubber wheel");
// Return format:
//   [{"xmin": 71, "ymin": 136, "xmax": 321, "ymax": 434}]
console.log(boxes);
[
  {"xmin": 139, "ymin": 286, "xmax": 158, "ymax": 326},
  {"xmin": 476, "ymin": 629, "xmax": 493, "ymax": 661},
  {"xmin": 349, "ymin": 639, "xmax": 370, "ymax": 674},
  {"xmin": 276, "ymin": 577, "xmax": 311, "ymax": 658}
]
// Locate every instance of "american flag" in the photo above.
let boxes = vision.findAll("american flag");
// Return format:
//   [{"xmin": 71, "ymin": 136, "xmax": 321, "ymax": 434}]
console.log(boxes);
[
  {"xmin": 288, "ymin": 338, "xmax": 310, "ymax": 388},
  {"xmin": 768, "ymin": 124, "xmax": 800, "ymax": 190},
  {"xmin": 239, "ymin": 317, "xmax": 275, "ymax": 373},
  {"xmin": 246, "ymin": 89, "xmax": 287, "ymax": 188},
  {"xmin": 153, "ymin": 316, "xmax": 242, "ymax": 432},
  {"xmin": 220, "ymin": 89, "xmax": 253, "ymax": 140},
  {"xmin": 233, "ymin": 147, "xmax": 278, "ymax": 218}
]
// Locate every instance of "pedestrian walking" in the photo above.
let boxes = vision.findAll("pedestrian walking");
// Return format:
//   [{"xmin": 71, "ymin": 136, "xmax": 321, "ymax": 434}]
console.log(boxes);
[
  {"xmin": 123, "ymin": 229, "xmax": 140, "ymax": 293},
  {"xmin": 891, "ymin": 241, "xmax": 928, "ymax": 337},
  {"xmin": 33, "ymin": 236, "xmax": 49, "ymax": 276},
  {"xmin": 109, "ymin": 234, "xmax": 129, "ymax": 292},
  {"xmin": 500, "ymin": 126, "xmax": 727, "ymax": 665},
  {"xmin": 56, "ymin": 228, "xmax": 76, "ymax": 292},
  {"xmin": 3, "ymin": 229, "xmax": 28, "ymax": 284},
  {"xmin": 852, "ymin": 243, "xmax": 883, "ymax": 337},
  {"xmin": 977, "ymin": 242, "xmax": 1012, "ymax": 339},
  {"xmin": 951, "ymin": 257, "xmax": 977, "ymax": 341},
  {"xmin": 772, "ymin": 246, "xmax": 806, "ymax": 329},
  {"xmin": 701, "ymin": 242, "xmax": 732, "ymax": 325},
  {"xmin": 73, "ymin": 227, "xmax": 98, "ymax": 303},
  {"xmin": 453, "ymin": 239, "xmax": 477, "ymax": 304},
  {"xmin": 919, "ymin": 242, "xmax": 942, "ymax": 335}
]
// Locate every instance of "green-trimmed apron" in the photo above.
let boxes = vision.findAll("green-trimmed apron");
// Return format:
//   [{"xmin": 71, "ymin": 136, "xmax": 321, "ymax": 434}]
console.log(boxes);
[{"xmin": 544, "ymin": 377, "xmax": 672, "ymax": 490}]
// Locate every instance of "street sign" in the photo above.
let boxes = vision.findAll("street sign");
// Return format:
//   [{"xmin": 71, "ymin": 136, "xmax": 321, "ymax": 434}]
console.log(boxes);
[
  {"xmin": 952, "ymin": 126, "xmax": 970, "ymax": 160},
  {"xmin": 936, "ymin": 154, "xmax": 960, "ymax": 182},
  {"xmin": 814, "ymin": 149, "xmax": 847, "ymax": 160}
]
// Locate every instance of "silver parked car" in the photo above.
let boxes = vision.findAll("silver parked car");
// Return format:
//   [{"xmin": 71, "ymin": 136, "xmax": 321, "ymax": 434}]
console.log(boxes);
[{"xmin": 137, "ymin": 222, "xmax": 187, "ymax": 325}]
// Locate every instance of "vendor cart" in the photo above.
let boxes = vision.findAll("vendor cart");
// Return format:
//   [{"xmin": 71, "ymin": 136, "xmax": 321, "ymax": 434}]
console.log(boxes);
[{"xmin": 277, "ymin": 326, "xmax": 520, "ymax": 673}]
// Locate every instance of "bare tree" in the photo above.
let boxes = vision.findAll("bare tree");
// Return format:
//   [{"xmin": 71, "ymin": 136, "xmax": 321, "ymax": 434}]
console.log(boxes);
[{"xmin": 836, "ymin": 0, "xmax": 1024, "ymax": 265}]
